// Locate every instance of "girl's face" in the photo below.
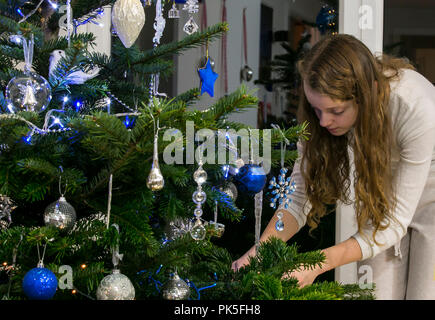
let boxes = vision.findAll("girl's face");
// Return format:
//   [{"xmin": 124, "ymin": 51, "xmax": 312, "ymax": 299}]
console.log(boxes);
[{"xmin": 303, "ymin": 81, "xmax": 358, "ymax": 136}]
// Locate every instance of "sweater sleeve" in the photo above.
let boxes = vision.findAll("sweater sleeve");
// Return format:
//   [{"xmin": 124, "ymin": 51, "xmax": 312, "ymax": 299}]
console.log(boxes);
[
  {"xmin": 352, "ymin": 70, "xmax": 435, "ymax": 260},
  {"xmin": 277, "ymin": 141, "xmax": 311, "ymax": 231}
]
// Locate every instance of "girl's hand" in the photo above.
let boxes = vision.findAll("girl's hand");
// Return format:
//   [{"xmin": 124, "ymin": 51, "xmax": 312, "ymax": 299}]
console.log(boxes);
[{"xmin": 282, "ymin": 265, "xmax": 322, "ymax": 288}]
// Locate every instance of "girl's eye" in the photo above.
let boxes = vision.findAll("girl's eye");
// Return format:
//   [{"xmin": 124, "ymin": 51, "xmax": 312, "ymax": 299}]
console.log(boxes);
[{"xmin": 332, "ymin": 110, "xmax": 344, "ymax": 115}]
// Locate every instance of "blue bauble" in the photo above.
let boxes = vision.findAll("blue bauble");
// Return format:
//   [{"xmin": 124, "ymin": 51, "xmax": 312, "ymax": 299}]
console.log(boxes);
[
  {"xmin": 175, "ymin": 0, "xmax": 187, "ymax": 3},
  {"xmin": 22, "ymin": 267, "xmax": 57, "ymax": 300},
  {"xmin": 234, "ymin": 164, "xmax": 267, "ymax": 195}
]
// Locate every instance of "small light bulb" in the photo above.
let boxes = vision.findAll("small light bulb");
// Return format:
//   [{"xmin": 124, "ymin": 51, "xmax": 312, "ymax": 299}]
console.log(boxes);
[
  {"xmin": 72, "ymin": 289, "xmax": 77, "ymax": 294},
  {"xmin": 63, "ymin": 96, "xmax": 69, "ymax": 102},
  {"xmin": 2, "ymin": 262, "xmax": 7, "ymax": 266},
  {"xmin": 81, "ymin": 264, "xmax": 87, "ymax": 269}
]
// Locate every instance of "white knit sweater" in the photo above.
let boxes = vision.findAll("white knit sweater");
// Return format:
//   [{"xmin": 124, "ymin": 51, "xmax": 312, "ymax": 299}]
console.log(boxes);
[{"xmin": 281, "ymin": 69, "xmax": 435, "ymax": 260}]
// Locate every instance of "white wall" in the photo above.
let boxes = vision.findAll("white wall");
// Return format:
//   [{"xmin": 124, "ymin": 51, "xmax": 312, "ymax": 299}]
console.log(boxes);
[{"xmin": 175, "ymin": 0, "xmax": 261, "ymax": 128}]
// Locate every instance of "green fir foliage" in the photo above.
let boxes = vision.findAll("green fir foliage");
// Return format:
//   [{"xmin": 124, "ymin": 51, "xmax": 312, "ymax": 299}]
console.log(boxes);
[{"xmin": 0, "ymin": 0, "xmax": 374, "ymax": 301}]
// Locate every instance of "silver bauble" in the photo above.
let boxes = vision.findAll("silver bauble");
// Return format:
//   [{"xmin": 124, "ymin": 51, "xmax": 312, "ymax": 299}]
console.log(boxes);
[
  {"xmin": 162, "ymin": 271, "xmax": 190, "ymax": 300},
  {"xmin": 221, "ymin": 182, "xmax": 238, "ymax": 201},
  {"xmin": 43, "ymin": 196, "xmax": 76, "ymax": 232},
  {"xmin": 198, "ymin": 56, "xmax": 215, "ymax": 70},
  {"xmin": 240, "ymin": 65, "xmax": 254, "ymax": 82},
  {"xmin": 96, "ymin": 269, "xmax": 135, "ymax": 300},
  {"xmin": 112, "ymin": 0, "xmax": 146, "ymax": 48},
  {"xmin": 5, "ymin": 72, "xmax": 52, "ymax": 113}
]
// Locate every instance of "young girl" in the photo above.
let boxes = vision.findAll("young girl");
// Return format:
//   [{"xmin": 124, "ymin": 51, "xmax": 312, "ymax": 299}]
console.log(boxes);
[{"xmin": 232, "ymin": 34, "xmax": 435, "ymax": 300}]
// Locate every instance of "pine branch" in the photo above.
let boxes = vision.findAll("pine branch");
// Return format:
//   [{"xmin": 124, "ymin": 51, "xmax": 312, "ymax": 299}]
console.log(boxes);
[{"xmin": 132, "ymin": 23, "xmax": 229, "ymax": 66}]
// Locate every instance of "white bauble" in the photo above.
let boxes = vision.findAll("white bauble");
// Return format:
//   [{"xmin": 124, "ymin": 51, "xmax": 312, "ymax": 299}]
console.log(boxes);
[{"xmin": 111, "ymin": 0, "xmax": 146, "ymax": 48}]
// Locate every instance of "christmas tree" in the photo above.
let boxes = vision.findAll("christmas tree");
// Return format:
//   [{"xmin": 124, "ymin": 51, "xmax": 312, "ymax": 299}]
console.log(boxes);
[{"xmin": 0, "ymin": 0, "xmax": 373, "ymax": 300}]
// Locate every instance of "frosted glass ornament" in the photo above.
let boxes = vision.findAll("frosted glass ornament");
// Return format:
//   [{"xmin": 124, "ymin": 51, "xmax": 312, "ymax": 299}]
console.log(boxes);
[
  {"xmin": 6, "ymin": 72, "xmax": 52, "ymax": 113},
  {"xmin": 112, "ymin": 0, "xmax": 146, "ymax": 48}
]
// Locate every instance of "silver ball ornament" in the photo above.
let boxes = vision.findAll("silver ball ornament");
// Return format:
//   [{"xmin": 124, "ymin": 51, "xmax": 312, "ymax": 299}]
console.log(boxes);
[
  {"xmin": 96, "ymin": 269, "xmax": 135, "ymax": 300},
  {"xmin": 43, "ymin": 196, "xmax": 76, "ymax": 232},
  {"xmin": 198, "ymin": 56, "xmax": 215, "ymax": 70},
  {"xmin": 162, "ymin": 271, "xmax": 190, "ymax": 300},
  {"xmin": 221, "ymin": 182, "xmax": 238, "ymax": 201},
  {"xmin": 240, "ymin": 65, "xmax": 254, "ymax": 82}
]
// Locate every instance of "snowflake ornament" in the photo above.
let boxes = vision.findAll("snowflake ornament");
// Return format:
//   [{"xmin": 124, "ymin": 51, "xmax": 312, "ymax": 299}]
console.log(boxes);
[
  {"xmin": 182, "ymin": 0, "xmax": 199, "ymax": 14},
  {"xmin": 268, "ymin": 168, "xmax": 296, "ymax": 209}
]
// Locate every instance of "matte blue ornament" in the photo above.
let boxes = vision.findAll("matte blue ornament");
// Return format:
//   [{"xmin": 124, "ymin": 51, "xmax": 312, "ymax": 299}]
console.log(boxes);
[
  {"xmin": 22, "ymin": 266, "xmax": 57, "ymax": 300},
  {"xmin": 234, "ymin": 164, "xmax": 267, "ymax": 195},
  {"xmin": 197, "ymin": 58, "xmax": 219, "ymax": 97}
]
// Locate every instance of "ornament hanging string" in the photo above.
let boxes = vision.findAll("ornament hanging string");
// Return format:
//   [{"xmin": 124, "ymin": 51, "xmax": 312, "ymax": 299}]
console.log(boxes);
[
  {"xmin": 111, "ymin": 223, "xmax": 124, "ymax": 269},
  {"xmin": 200, "ymin": 0, "xmax": 208, "ymax": 57},
  {"xmin": 10, "ymin": 34, "xmax": 34, "ymax": 73},
  {"xmin": 220, "ymin": 0, "xmax": 228, "ymax": 93},
  {"xmin": 36, "ymin": 239, "xmax": 52, "ymax": 267},
  {"xmin": 106, "ymin": 174, "xmax": 113, "ymax": 229},
  {"xmin": 58, "ymin": 166, "xmax": 67, "ymax": 197},
  {"xmin": 242, "ymin": 8, "xmax": 248, "ymax": 66}
]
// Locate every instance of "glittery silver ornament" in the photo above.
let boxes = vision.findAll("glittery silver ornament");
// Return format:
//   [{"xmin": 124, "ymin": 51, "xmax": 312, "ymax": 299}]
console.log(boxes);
[
  {"xmin": 96, "ymin": 269, "xmax": 135, "ymax": 300},
  {"xmin": 43, "ymin": 196, "xmax": 76, "ymax": 232},
  {"xmin": 0, "ymin": 194, "xmax": 15, "ymax": 229},
  {"xmin": 162, "ymin": 271, "xmax": 190, "ymax": 300},
  {"xmin": 111, "ymin": 0, "xmax": 146, "ymax": 48}
]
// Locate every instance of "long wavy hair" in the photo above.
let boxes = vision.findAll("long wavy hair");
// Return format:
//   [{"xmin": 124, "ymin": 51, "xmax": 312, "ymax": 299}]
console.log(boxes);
[{"xmin": 296, "ymin": 34, "xmax": 414, "ymax": 243}]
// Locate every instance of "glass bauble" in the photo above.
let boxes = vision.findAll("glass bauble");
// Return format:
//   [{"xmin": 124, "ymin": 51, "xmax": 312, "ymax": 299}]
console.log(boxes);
[
  {"xmin": 43, "ymin": 196, "xmax": 76, "ymax": 232},
  {"xmin": 162, "ymin": 271, "xmax": 190, "ymax": 300},
  {"xmin": 5, "ymin": 72, "xmax": 52, "ymax": 113}
]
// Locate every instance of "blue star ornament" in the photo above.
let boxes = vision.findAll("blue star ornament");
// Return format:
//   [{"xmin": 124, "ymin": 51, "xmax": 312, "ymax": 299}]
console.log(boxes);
[{"xmin": 198, "ymin": 58, "xmax": 218, "ymax": 97}]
